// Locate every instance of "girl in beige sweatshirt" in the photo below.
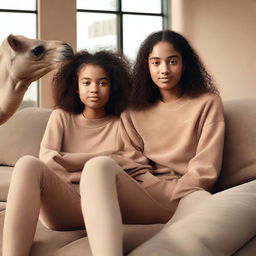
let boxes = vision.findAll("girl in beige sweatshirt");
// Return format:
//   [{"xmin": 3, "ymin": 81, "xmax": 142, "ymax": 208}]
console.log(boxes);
[
  {"xmin": 121, "ymin": 30, "xmax": 256, "ymax": 256},
  {"xmin": 121, "ymin": 29, "xmax": 225, "ymax": 204}
]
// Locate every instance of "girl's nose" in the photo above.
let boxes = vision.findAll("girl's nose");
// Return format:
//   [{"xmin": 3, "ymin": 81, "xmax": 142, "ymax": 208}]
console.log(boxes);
[
  {"xmin": 90, "ymin": 84, "xmax": 98, "ymax": 93},
  {"xmin": 160, "ymin": 62, "xmax": 170, "ymax": 74}
]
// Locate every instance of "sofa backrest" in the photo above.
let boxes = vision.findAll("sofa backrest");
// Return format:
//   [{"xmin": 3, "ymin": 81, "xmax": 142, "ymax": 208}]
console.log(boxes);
[
  {"xmin": 214, "ymin": 98, "xmax": 256, "ymax": 191},
  {"xmin": 0, "ymin": 107, "xmax": 51, "ymax": 166}
]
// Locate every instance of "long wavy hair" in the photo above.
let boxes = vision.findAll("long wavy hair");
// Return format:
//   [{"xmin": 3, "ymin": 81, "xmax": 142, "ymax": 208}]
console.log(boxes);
[
  {"xmin": 130, "ymin": 30, "xmax": 219, "ymax": 109},
  {"xmin": 53, "ymin": 50, "xmax": 132, "ymax": 116}
]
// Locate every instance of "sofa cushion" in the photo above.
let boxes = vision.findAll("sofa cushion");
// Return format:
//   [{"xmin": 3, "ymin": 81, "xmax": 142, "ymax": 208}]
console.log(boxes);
[
  {"xmin": 214, "ymin": 99, "xmax": 256, "ymax": 191},
  {"xmin": 129, "ymin": 181, "xmax": 256, "ymax": 256},
  {"xmin": 0, "ymin": 107, "xmax": 51, "ymax": 166},
  {"xmin": 233, "ymin": 236, "xmax": 256, "ymax": 256},
  {"xmin": 0, "ymin": 166, "xmax": 13, "ymax": 201},
  {"xmin": 0, "ymin": 211, "xmax": 89, "ymax": 256},
  {"xmin": 0, "ymin": 211, "xmax": 160, "ymax": 255}
]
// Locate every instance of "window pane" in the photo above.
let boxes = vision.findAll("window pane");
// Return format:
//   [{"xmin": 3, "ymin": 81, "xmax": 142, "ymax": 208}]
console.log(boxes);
[
  {"xmin": 77, "ymin": 0, "xmax": 117, "ymax": 11},
  {"xmin": 77, "ymin": 12, "xmax": 117, "ymax": 51},
  {"xmin": 0, "ymin": 13, "xmax": 36, "ymax": 43},
  {"xmin": 0, "ymin": 0, "xmax": 36, "ymax": 11},
  {"xmin": 22, "ymin": 82, "xmax": 38, "ymax": 107},
  {"xmin": 123, "ymin": 15, "xmax": 162, "ymax": 60},
  {"xmin": 122, "ymin": 0, "xmax": 161, "ymax": 13}
]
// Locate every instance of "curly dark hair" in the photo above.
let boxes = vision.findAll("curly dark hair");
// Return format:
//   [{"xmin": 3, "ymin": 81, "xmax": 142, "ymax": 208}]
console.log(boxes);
[
  {"xmin": 52, "ymin": 50, "xmax": 132, "ymax": 116},
  {"xmin": 130, "ymin": 30, "xmax": 219, "ymax": 109}
]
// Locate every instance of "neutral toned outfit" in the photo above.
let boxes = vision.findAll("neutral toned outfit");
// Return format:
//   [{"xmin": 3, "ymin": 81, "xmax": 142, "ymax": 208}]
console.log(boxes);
[
  {"xmin": 121, "ymin": 93, "xmax": 225, "ymax": 200},
  {"xmin": 120, "ymin": 93, "xmax": 256, "ymax": 256},
  {"xmin": 39, "ymin": 109, "xmax": 175, "ymax": 215},
  {"xmin": 40, "ymin": 109, "xmax": 152, "ymax": 184}
]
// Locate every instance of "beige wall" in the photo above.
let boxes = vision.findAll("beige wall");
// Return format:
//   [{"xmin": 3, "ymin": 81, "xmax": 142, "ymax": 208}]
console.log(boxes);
[
  {"xmin": 38, "ymin": 0, "xmax": 76, "ymax": 108},
  {"xmin": 170, "ymin": 0, "xmax": 256, "ymax": 100}
]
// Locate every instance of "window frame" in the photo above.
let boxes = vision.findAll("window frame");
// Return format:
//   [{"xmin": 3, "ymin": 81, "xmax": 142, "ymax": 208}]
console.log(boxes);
[{"xmin": 77, "ymin": 0, "xmax": 169, "ymax": 53}]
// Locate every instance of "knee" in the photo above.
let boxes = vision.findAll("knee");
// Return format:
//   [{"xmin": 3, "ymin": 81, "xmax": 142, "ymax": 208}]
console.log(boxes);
[
  {"xmin": 13, "ymin": 155, "xmax": 44, "ymax": 179},
  {"xmin": 84, "ymin": 156, "xmax": 118, "ymax": 171},
  {"xmin": 15, "ymin": 155, "xmax": 39, "ymax": 164},
  {"xmin": 80, "ymin": 156, "xmax": 122, "ymax": 188}
]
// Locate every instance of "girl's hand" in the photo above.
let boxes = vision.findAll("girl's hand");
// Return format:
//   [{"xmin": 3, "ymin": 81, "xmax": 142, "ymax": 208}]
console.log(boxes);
[
  {"xmin": 51, "ymin": 169, "xmax": 81, "ymax": 184},
  {"xmin": 66, "ymin": 171, "xmax": 81, "ymax": 184}
]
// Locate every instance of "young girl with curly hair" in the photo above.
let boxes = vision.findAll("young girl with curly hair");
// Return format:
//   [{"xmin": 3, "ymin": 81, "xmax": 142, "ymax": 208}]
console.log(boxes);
[
  {"xmin": 3, "ymin": 50, "xmax": 166, "ymax": 256},
  {"xmin": 121, "ymin": 29, "xmax": 225, "ymax": 203}
]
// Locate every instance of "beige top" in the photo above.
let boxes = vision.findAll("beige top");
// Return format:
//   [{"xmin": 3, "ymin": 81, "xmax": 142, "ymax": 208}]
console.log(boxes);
[
  {"xmin": 39, "ymin": 109, "xmax": 152, "ymax": 183},
  {"xmin": 121, "ymin": 93, "xmax": 225, "ymax": 200}
]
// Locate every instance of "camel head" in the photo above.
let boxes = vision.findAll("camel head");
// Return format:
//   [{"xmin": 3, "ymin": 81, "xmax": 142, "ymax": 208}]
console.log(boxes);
[
  {"xmin": 0, "ymin": 34, "xmax": 74, "ymax": 124},
  {"xmin": 1, "ymin": 34, "xmax": 74, "ymax": 85}
]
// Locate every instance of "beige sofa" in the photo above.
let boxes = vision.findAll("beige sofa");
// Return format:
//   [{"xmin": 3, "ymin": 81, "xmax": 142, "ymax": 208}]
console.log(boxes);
[{"xmin": 0, "ymin": 99, "xmax": 256, "ymax": 255}]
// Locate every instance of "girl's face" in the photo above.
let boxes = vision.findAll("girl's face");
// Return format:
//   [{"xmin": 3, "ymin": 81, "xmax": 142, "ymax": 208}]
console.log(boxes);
[
  {"xmin": 148, "ymin": 41, "xmax": 183, "ymax": 102},
  {"xmin": 78, "ymin": 64, "xmax": 111, "ymax": 118}
]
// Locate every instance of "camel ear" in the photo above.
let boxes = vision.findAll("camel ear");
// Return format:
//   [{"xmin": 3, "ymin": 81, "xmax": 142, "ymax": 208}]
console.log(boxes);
[{"xmin": 7, "ymin": 34, "xmax": 23, "ymax": 52}]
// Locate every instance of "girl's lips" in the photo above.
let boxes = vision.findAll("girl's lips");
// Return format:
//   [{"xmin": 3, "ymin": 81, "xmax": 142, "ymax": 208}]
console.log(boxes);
[
  {"xmin": 88, "ymin": 97, "xmax": 100, "ymax": 101},
  {"xmin": 159, "ymin": 77, "xmax": 172, "ymax": 82},
  {"xmin": 159, "ymin": 77, "xmax": 172, "ymax": 80}
]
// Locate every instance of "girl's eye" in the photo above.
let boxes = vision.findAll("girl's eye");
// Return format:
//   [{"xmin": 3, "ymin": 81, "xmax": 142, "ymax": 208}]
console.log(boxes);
[
  {"xmin": 151, "ymin": 61, "xmax": 160, "ymax": 66},
  {"xmin": 169, "ymin": 59, "xmax": 177, "ymax": 65},
  {"xmin": 83, "ymin": 81, "xmax": 90, "ymax": 86},
  {"xmin": 99, "ymin": 81, "xmax": 107, "ymax": 86}
]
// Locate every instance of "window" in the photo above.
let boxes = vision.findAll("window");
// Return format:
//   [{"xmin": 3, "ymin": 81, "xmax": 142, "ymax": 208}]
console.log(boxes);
[
  {"xmin": 77, "ymin": 0, "xmax": 168, "ymax": 60},
  {"xmin": 0, "ymin": 0, "xmax": 38, "ymax": 107}
]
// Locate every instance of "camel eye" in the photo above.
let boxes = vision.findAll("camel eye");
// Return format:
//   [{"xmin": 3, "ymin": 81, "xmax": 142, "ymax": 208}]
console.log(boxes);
[{"xmin": 31, "ymin": 45, "xmax": 45, "ymax": 57}]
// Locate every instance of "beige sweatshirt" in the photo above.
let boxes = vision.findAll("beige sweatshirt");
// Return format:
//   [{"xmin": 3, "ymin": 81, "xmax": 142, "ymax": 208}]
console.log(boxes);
[
  {"xmin": 121, "ymin": 93, "xmax": 225, "ymax": 200},
  {"xmin": 39, "ymin": 109, "xmax": 152, "ymax": 183}
]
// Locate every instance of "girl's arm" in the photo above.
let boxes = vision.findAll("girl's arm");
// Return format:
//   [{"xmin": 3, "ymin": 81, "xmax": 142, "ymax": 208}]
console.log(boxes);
[
  {"xmin": 171, "ymin": 96, "xmax": 225, "ymax": 200},
  {"xmin": 120, "ymin": 111, "xmax": 144, "ymax": 153},
  {"xmin": 120, "ymin": 112, "xmax": 156, "ymax": 185},
  {"xmin": 39, "ymin": 109, "xmax": 70, "ymax": 182}
]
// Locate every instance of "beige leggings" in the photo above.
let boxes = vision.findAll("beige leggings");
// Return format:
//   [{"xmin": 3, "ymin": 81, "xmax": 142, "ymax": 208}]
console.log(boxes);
[{"xmin": 3, "ymin": 155, "xmax": 174, "ymax": 256}]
